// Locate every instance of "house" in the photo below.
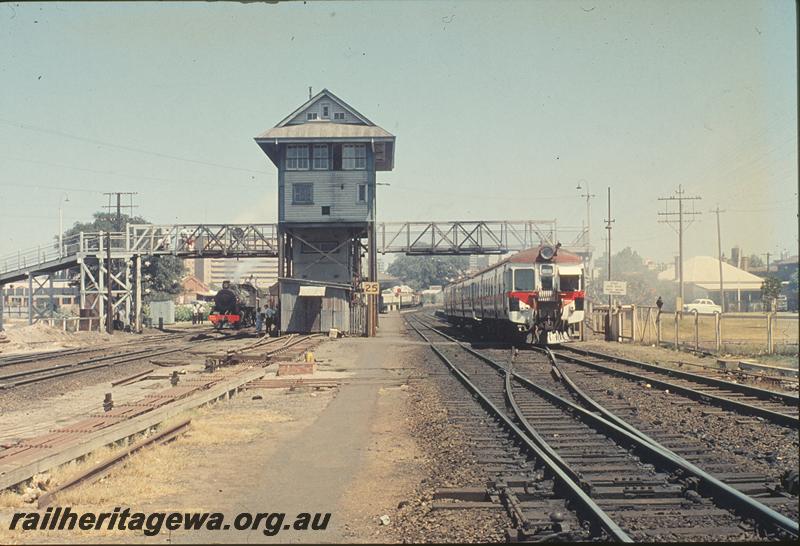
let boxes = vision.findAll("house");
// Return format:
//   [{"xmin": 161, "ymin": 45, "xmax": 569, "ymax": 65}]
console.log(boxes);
[
  {"xmin": 254, "ymin": 89, "xmax": 396, "ymax": 333},
  {"xmin": 657, "ymin": 256, "xmax": 766, "ymax": 311},
  {"xmin": 177, "ymin": 275, "xmax": 215, "ymax": 305}
]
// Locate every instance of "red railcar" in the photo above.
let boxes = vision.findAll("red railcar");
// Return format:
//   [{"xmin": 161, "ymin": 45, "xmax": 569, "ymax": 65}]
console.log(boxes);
[{"xmin": 443, "ymin": 245, "xmax": 585, "ymax": 345}]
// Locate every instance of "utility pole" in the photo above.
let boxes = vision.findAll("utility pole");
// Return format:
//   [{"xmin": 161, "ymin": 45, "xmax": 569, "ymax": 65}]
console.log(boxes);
[
  {"xmin": 103, "ymin": 192, "xmax": 138, "ymax": 231},
  {"xmin": 604, "ymin": 187, "xmax": 614, "ymax": 308},
  {"xmin": 711, "ymin": 205, "xmax": 725, "ymax": 312},
  {"xmin": 576, "ymin": 181, "xmax": 596, "ymax": 299},
  {"xmin": 658, "ymin": 185, "xmax": 702, "ymax": 310}
]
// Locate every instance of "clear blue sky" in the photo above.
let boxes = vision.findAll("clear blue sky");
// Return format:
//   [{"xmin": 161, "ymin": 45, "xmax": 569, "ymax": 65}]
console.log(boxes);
[{"xmin": 1, "ymin": 0, "xmax": 796, "ymax": 264}]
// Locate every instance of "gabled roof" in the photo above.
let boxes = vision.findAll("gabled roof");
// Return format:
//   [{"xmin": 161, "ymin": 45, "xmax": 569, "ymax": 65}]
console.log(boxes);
[
  {"xmin": 657, "ymin": 256, "xmax": 765, "ymax": 290},
  {"xmin": 275, "ymin": 88, "xmax": 373, "ymax": 127},
  {"xmin": 254, "ymin": 88, "xmax": 396, "ymax": 169}
]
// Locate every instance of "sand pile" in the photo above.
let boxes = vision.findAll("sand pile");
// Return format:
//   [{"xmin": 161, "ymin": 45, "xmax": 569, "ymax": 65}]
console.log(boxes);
[{"xmin": 0, "ymin": 322, "xmax": 112, "ymax": 355}]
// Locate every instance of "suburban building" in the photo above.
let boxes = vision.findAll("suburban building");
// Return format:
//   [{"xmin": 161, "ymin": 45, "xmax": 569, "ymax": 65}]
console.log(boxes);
[{"xmin": 657, "ymin": 256, "xmax": 767, "ymax": 311}]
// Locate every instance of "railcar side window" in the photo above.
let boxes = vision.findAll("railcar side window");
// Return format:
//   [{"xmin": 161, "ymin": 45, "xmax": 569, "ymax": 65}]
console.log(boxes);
[
  {"xmin": 513, "ymin": 269, "xmax": 534, "ymax": 291},
  {"xmin": 560, "ymin": 275, "xmax": 580, "ymax": 291}
]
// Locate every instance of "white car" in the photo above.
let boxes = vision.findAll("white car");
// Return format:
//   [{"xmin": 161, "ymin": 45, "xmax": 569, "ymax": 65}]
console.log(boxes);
[{"xmin": 683, "ymin": 298, "xmax": 722, "ymax": 314}]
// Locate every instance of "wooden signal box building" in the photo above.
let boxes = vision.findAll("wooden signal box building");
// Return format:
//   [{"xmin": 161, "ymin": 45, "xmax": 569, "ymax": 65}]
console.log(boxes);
[{"xmin": 254, "ymin": 89, "xmax": 395, "ymax": 334}]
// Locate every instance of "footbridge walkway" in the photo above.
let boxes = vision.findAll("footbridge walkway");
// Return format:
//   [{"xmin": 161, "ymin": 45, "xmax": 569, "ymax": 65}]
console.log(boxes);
[{"xmin": 0, "ymin": 221, "xmax": 589, "ymax": 329}]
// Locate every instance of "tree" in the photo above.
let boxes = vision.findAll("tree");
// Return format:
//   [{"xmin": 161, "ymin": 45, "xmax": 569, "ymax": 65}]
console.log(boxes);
[
  {"xmin": 589, "ymin": 247, "xmax": 662, "ymax": 306},
  {"xmin": 761, "ymin": 277, "xmax": 782, "ymax": 311},
  {"xmin": 387, "ymin": 255, "xmax": 469, "ymax": 290},
  {"xmin": 748, "ymin": 254, "xmax": 764, "ymax": 268},
  {"xmin": 63, "ymin": 212, "xmax": 185, "ymax": 303}
]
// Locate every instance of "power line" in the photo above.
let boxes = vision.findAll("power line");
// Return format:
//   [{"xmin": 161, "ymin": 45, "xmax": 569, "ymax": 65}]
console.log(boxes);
[
  {"xmin": 658, "ymin": 185, "xmax": 702, "ymax": 307},
  {"xmin": 0, "ymin": 117, "xmax": 270, "ymax": 175},
  {"xmin": 0, "ymin": 155, "xmax": 268, "ymax": 188},
  {"xmin": 103, "ymin": 192, "xmax": 138, "ymax": 231}
]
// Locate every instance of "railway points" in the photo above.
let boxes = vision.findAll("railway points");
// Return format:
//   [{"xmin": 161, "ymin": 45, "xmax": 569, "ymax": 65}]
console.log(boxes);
[
  {"xmin": 407, "ymin": 314, "xmax": 798, "ymax": 541},
  {"xmin": 0, "ymin": 22, "xmax": 796, "ymax": 544}
]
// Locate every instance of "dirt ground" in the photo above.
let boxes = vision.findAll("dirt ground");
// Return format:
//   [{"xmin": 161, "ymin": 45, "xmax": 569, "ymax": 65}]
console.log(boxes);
[
  {"xmin": 0, "ymin": 314, "xmax": 452, "ymax": 544},
  {"xmin": 577, "ymin": 340, "xmax": 799, "ymax": 391},
  {"xmin": 0, "ymin": 322, "xmax": 117, "ymax": 355}
]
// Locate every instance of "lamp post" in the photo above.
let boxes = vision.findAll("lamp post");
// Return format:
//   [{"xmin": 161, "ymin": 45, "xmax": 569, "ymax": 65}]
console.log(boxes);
[
  {"xmin": 576, "ymin": 180, "xmax": 595, "ymax": 292},
  {"xmin": 575, "ymin": 180, "xmax": 595, "ymax": 249},
  {"xmin": 58, "ymin": 193, "xmax": 70, "ymax": 257}
]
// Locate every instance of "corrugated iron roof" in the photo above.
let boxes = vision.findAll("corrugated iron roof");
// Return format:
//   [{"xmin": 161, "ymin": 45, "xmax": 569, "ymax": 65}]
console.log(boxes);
[
  {"xmin": 256, "ymin": 121, "xmax": 393, "ymax": 141},
  {"xmin": 657, "ymin": 256, "xmax": 764, "ymax": 289}
]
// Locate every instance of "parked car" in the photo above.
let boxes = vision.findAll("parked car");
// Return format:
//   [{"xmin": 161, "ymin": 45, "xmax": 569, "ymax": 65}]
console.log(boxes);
[{"xmin": 683, "ymin": 298, "xmax": 722, "ymax": 314}]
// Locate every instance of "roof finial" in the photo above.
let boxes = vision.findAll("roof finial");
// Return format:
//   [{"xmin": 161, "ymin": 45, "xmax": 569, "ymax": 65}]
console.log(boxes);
[{"xmin": 308, "ymin": 86, "xmax": 312, "ymax": 100}]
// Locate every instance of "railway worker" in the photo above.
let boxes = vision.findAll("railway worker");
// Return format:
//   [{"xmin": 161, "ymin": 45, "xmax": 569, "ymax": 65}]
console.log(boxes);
[
  {"xmin": 255, "ymin": 306, "xmax": 264, "ymax": 334},
  {"xmin": 264, "ymin": 304, "xmax": 276, "ymax": 336},
  {"xmin": 656, "ymin": 296, "xmax": 664, "ymax": 314}
]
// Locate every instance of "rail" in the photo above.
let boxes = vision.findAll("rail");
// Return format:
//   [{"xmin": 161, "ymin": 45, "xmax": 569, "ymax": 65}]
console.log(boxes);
[
  {"xmin": 406, "ymin": 316, "xmax": 632, "ymax": 542},
  {"xmin": 413, "ymin": 314, "xmax": 798, "ymax": 539}
]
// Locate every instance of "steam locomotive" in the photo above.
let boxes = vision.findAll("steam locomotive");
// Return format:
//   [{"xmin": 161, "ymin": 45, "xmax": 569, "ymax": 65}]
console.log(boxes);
[
  {"xmin": 443, "ymin": 244, "xmax": 585, "ymax": 345},
  {"xmin": 208, "ymin": 281, "xmax": 259, "ymax": 330}
]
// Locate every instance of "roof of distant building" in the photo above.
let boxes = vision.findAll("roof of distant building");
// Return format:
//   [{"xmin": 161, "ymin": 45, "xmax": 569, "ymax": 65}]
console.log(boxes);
[{"xmin": 657, "ymin": 256, "xmax": 764, "ymax": 290}]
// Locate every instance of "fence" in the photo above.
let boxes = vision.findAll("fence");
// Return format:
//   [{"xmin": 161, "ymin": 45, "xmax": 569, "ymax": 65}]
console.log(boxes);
[{"xmin": 591, "ymin": 306, "xmax": 799, "ymax": 355}]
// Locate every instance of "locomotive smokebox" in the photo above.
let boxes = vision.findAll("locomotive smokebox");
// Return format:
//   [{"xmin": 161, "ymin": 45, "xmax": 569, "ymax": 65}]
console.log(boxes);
[{"xmin": 214, "ymin": 288, "xmax": 238, "ymax": 315}]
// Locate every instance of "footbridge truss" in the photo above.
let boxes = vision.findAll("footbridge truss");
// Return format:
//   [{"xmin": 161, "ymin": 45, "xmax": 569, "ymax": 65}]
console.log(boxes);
[{"xmin": 0, "ymin": 221, "xmax": 590, "ymax": 330}]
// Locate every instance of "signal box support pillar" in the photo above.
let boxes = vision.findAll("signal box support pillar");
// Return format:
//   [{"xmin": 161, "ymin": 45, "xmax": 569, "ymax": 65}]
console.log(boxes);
[
  {"xmin": 134, "ymin": 254, "xmax": 142, "ymax": 333},
  {"xmin": 368, "ymin": 221, "xmax": 378, "ymax": 337}
]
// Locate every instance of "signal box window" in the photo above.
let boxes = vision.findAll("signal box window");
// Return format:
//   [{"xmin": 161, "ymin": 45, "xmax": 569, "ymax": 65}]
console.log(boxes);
[
  {"xmin": 357, "ymin": 184, "xmax": 367, "ymax": 203},
  {"xmin": 343, "ymin": 144, "xmax": 366, "ymax": 170},
  {"xmin": 306, "ymin": 112, "xmax": 318, "ymax": 120},
  {"xmin": 513, "ymin": 269, "xmax": 534, "ymax": 291},
  {"xmin": 321, "ymin": 206, "xmax": 331, "ymax": 215},
  {"xmin": 292, "ymin": 183, "xmax": 313, "ymax": 204},
  {"xmin": 334, "ymin": 112, "xmax": 345, "ymax": 120},
  {"xmin": 286, "ymin": 145, "xmax": 309, "ymax": 170},
  {"xmin": 313, "ymin": 144, "xmax": 329, "ymax": 170}
]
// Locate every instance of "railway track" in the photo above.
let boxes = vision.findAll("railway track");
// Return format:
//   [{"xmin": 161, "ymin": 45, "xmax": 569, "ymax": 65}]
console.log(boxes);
[
  {"xmin": 404, "ymin": 317, "xmax": 630, "ymax": 542},
  {"xmin": 554, "ymin": 346, "xmax": 799, "ymax": 429},
  {"xmin": 0, "ymin": 331, "xmax": 256, "ymax": 389},
  {"xmin": 408, "ymin": 315, "xmax": 798, "ymax": 542},
  {"xmin": 0, "ymin": 331, "xmax": 189, "ymax": 369}
]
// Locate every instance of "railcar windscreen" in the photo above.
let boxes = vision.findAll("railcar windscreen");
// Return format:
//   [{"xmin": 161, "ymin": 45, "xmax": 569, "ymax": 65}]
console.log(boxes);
[
  {"xmin": 513, "ymin": 269, "xmax": 534, "ymax": 291},
  {"xmin": 560, "ymin": 275, "xmax": 580, "ymax": 291}
]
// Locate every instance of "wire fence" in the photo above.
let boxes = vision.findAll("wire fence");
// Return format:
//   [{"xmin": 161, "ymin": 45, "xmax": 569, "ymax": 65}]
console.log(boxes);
[{"xmin": 591, "ymin": 305, "xmax": 799, "ymax": 356}]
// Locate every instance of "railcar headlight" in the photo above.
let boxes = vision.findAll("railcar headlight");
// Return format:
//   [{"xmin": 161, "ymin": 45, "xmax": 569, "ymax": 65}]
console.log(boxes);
[{"xmin": 539, "ymin": 245, "xmax": 556, "ymax": 260}]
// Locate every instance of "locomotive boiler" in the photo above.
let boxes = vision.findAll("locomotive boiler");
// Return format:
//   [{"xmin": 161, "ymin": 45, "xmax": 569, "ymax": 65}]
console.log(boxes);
[
  {"xmin": 208, "ymin": 281, "xmax": 259, "ymax": 329},
  {"xmin": 443, "ymin": 244, "xmax": 585, "ymax": 345}
]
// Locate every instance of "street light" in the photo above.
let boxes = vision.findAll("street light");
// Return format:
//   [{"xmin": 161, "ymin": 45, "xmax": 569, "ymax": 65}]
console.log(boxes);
[
  {"xmin": 58, "ymin": 193, "xmax": 70, "ymax": 257},
  {"xmin": 575, "ymin": 180, "xmax": 595, "ymax": 248}
]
